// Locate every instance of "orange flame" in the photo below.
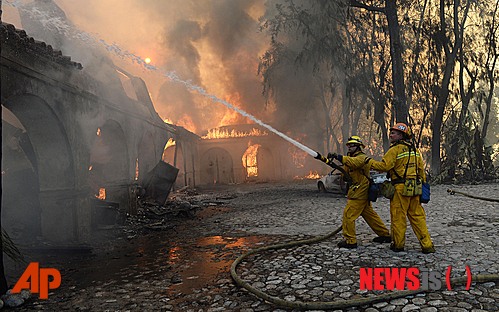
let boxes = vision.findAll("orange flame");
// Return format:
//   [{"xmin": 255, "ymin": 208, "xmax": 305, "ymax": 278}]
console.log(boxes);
[
  {"xmin": 96, "ymin": 188, "xmax": 106, "ymax": 200},
  {"xmin": 202, "ymin": 127, "xmax": 268, "ymax": 139},
  {"xmin": 218, "ymin": 93, "xmax": 251, "ymax": 126},
  {"xmin": 294, "ymin": 171, "xmax": 321, "ymax": 180},
  {"xmin": 305, "ymin": 171, "xmax": 320, "ymax": 179},
  {"xmin": 242, "ymin": 144, "xmax": 260, "ymax": 177}
]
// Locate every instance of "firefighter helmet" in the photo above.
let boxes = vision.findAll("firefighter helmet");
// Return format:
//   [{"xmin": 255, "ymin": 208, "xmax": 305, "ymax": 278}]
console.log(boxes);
[
  {"xmin": 346, "ymin": 135, "xmax": 365, "ymax": 148},
  {"xmin": 390, "ymin": 122, "xmax": 412, "ymax": 138}
]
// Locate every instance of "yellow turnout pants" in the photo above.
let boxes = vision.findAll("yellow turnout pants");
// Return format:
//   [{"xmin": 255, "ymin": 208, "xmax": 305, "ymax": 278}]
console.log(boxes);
[
  {"xmin": 390, "ymin": 184, "xmax": 434, "ymax": 250},
  {"xmin": 342, "ymin": 199, "xmax": 390, "ymax": 244}
]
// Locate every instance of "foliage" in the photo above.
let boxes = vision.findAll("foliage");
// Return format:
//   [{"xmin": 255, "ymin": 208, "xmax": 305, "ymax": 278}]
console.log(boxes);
[{"xmin": 259, "ymin": 0, "xmax": 499, "ymax": 183}]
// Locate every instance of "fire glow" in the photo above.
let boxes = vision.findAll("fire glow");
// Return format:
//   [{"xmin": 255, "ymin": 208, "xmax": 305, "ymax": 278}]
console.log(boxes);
[
  {"xmin": 242, "ymin": 144, "xmax": 260, "ymax": 177},
  {"xmin": 202, "ymin": 127, "xmax": 268, "ymax": 140},
  {"xmin": 165, "ymin": 138, "xmax": 176, "ymax": 149},
  {"xmin": 96, "ymin": 188, "xmax": 106, "ymax": 200},
  {"xmin": 294, "ymin": 171, "xmax": 321, "ymax": 180}
]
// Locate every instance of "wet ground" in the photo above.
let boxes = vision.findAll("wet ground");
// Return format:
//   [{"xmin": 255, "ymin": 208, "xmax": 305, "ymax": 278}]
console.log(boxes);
[{"xmin": 3, "ymin": 180, "xmax": 499, "ymax": 311}]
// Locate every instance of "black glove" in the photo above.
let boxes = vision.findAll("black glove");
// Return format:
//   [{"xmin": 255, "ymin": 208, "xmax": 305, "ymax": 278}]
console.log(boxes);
[
  {"xmin": 327, "ymin": 152, "xmax": 337, "ymax": 160},
  {"xmin": 314, "ymin": 152, "xmax": 323, "ymax": 160}
]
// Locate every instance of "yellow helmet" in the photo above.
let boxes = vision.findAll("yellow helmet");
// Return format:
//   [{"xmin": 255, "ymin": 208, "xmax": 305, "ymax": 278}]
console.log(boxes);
[{"xmin": 346, "ymin": 135, "xmax": 365, "ymax": 148}]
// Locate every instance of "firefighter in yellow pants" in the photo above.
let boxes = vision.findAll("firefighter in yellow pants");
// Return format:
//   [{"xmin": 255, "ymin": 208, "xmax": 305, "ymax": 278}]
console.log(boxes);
[
  {"xmin": 369, "ymin": 123, "xmax": 435, "ymax": 254},
  {"xmin": 327, "ymin": 136, "xmax": 391, "ymax": 249}
]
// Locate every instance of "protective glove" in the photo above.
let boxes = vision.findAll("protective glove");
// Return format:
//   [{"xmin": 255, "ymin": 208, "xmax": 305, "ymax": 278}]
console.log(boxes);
[{"xmin": 327, "ymin": 152, "xmax": 337, "ymax": 160}]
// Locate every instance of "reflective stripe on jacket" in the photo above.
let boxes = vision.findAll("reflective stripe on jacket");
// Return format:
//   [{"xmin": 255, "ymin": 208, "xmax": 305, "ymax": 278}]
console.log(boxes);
[{"xmin": 369, "ymin": 141, "xmax": 426, "ymax": 182}]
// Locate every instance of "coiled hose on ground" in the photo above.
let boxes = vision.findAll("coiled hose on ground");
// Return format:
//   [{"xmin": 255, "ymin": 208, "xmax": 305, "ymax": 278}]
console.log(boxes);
[{"xmin": 230, "ymin": 225, "xmax": 499, "ymax": 310}]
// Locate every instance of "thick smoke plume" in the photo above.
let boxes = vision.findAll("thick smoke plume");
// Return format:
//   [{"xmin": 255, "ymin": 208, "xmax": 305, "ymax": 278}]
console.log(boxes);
[{"xmin": 3, "ymin": 0, "xmax": 326, "ymax": 150}]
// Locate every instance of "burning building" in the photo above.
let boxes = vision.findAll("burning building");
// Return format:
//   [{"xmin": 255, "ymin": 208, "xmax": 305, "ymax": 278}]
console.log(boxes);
[
  {"xmin": 1, "ymin": 21, "xmax": 173, "ymax": 244},
  {"xmin": 163, "ymin": 124, "xmax": 325, "ymax": 187}
]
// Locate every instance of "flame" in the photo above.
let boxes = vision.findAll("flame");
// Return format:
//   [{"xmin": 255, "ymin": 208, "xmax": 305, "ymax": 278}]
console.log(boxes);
[
  {"xmin": 219, "ymin": 93, "xmax": 249, "ymax": 126},
  {"xmin": 96, "ymin": 188, "xmax": 106, "ymax": 200},
  {"xmin": 305, "ymin": 171, "xmax": 320, "ymax": 179},
  {"xmin": 294, "ymin": 171, "xmax": 321, "ymax": 180},
  {"xmin": 242, "ymin": 143, "xmax": 260, "ymax": 177},
  {"xmin": 144, "ymin": 57, "xmax": 151, "ymax": 64},
  {"xmin": 88, "ymin": 165, "xmax": 93, "ymax": 171},
  {"xmin": 202, "ymin": 127, "xmax": 268, "ymax": 139},
  {"xmin": 163, "ymin": 118, "xmax": 174, "ymax": 124},
  {"xmin": 220, "ymin": 109, "xmax": 242, "ymax": 126},
  {"xmin": 96, "ymin": 128, "xmax": 101, "ymax": 136},
  {"xmin": 165, "ymin": 138, "xmax": 176, "ymax": 149}
]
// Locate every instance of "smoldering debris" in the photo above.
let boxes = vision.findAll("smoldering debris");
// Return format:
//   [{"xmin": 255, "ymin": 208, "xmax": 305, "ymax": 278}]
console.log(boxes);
[{"xmin": 122, "ymin": 187, "xmax": 229, "ymax": 237}]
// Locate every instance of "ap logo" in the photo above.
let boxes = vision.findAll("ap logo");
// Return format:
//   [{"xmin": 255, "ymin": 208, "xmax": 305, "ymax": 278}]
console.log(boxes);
[{"xmin": 12, "ymin": 262, "xmax": 61, "ymax": 299}]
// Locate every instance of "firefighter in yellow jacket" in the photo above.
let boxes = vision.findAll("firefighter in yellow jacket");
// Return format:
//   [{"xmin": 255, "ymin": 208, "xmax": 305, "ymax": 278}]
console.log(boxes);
[
  {"xmin": 327, "ymin": 136, "xmax": 391, "ymax": 249},
  {"xmin": 369, "ymin": 123, "xmax": 435, "ymax": 253}
]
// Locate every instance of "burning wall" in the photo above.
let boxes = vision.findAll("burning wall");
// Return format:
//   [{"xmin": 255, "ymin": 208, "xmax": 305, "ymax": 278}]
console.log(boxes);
[{"xmin": 163, "ymin": 124, "xmax": 325, "ymax": 187}]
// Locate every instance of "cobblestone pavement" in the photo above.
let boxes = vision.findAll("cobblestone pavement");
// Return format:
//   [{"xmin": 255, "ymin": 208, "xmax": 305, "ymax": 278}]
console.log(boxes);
[{"xmin": 7, "ymin": 181, "xmax": 499, "ymax": 311}]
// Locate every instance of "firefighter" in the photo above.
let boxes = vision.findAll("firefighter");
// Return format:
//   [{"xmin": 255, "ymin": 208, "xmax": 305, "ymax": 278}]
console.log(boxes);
[
  {"xmin": 368, "ymin": 123, "xmax": 435, "ymax": 253},
  {"xmin": 327, "ymin": 135, "xmax": 391, "ymax": 249}
]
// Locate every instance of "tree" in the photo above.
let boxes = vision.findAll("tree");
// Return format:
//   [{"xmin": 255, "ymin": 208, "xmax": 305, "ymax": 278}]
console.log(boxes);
[
  {"xmin": 429, "ymin": 0, "xmax": 472, "ymax": 176},
  {"xmin": 350, "ymin": 0, "xmax": 409, "ymax": 123}
]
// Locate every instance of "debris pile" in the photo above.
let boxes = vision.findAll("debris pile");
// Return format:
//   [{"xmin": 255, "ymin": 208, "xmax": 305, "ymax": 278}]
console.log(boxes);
[{"xmin": 124, "ymin": 187, "xmax": 227, "ymax": 234}]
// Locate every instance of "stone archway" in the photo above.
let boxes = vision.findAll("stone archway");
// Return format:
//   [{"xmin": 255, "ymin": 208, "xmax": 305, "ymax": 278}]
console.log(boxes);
[
  {"xmin": 200, "ymin": 147, "xmax": 234, "ymax": 185},
  {"xmin": 89, "ymin": 119, "xmax": 130, "ymax": 213},
  {"xmin": 242, "ymin": 144, "xmax": 275, "ymax": 182},
  {"xmin": 2, "ymin": 95, "xmax": 74, "ymax": 242}
]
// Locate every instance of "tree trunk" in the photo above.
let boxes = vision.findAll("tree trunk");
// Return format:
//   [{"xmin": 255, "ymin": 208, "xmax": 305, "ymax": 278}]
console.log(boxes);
[
  {"xmin": 385, "ymin": 0, "xmax": 408, "ymax": 123},
  {"xmin": 430, "ymin": 0, "xmax": 470, "ymax": 177}
]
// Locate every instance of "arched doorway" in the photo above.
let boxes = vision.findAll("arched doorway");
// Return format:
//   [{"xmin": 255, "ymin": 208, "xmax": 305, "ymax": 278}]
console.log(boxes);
[
  {"xmin": 242, "ymin": 144, "xmax": 275, "ymax": 182},
  {"xmin": 89, "ymin": 120, "xmax": 129, "ymax": 213},
  {"xmin": 2, "ymin": 94, "xmax": 75, "ymax": 242},
  {"xmin": 201, "ymin": 148, "xmax": 234, "ymax": 185}
]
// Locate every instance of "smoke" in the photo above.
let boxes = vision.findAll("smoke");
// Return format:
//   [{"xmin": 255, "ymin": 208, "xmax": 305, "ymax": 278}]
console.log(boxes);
[
  {"xmin": 2, "ymin": 0, "xmax": 326, "ymax": 146},
  {"xmin": 154, "ymin": 0, "xmax": 271, "ymax": 132}
]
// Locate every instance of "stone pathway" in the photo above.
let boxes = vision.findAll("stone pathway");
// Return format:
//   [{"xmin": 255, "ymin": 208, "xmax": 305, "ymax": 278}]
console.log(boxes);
[{"xmin": 7, "ymin": 181, "xmax": 499, "ymax": 311}]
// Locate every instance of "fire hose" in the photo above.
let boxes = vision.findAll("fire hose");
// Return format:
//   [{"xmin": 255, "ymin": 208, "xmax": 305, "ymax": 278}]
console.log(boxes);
[
  {"xmin": 230, "ymin": 226, "xmax": 499, "ymax": 310},
  {"xmin": 230, "ymin": 156, "xmax": 499, "ymax": 310},
  {"xmin": 447, "ymin": 189, "xmax": 499, "ymax": 202}
]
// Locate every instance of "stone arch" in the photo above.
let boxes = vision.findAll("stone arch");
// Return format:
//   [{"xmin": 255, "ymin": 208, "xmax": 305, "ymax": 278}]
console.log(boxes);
[
  {"xmin": 2, "ymin": 95, "xmax": 74, "ymax": 241},
  {"xmin": 200, "ymin": 147, "xmax": 234, "ymax": 185}
]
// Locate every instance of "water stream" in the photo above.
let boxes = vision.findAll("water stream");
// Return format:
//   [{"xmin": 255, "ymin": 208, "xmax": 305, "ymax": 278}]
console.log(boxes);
[{"xmin": 5, "ymin": 0, "xmax": 320, "ymax": 158}]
